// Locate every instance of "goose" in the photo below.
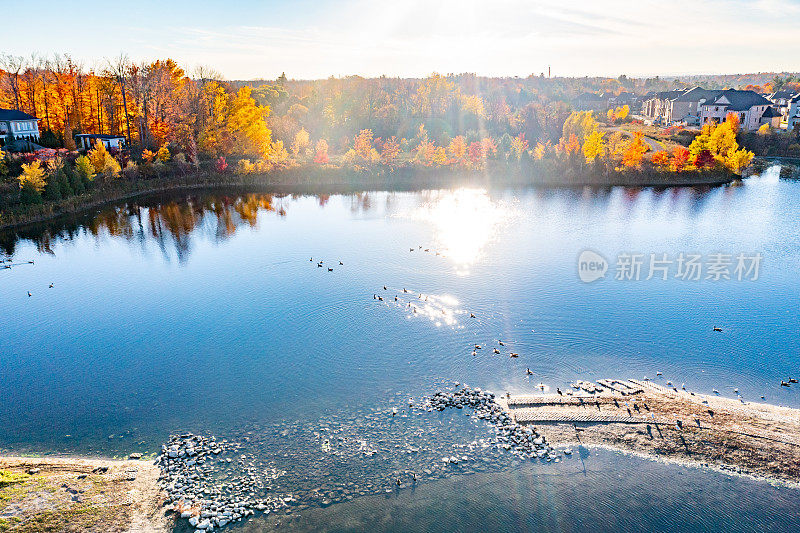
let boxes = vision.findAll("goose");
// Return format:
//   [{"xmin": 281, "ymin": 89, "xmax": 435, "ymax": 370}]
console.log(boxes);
[
  {"xmin": 526, "ymin": 368, "xmax": 533, "ymax": 375},
  {"xmin": 469, "ymin": 313, "xmax": 476, "ymax": 318},
  {"xmin": 498, "ymin": 340, "xmax": 505, "ymax": 346},
  {"xmin": 474, "ymin": 344, "xmax": 482, "ymax": 350},
  {"xmin": 48, "ymin": 283, "xmax": 54, "ymax": 288},
  {"xmin": 510, "ymin": 353, "xmax": 519, "ymax": 358},
  {"xmin": 339, "ymin": 261, "xmax": 343, "ymax": 265},
  {"xmin": 493, "ymin": 348, "xmax": 500, "ymax": 354},
  {"xmin": 328, "ymin": 268, "xmax": 333, "ymax": 272},
  {"xmin": 409, "ymin": 248, "xmax": 414, "ymax": 252},
  {"xmin": 403, "ymin": 288, "xmax": 408, "ymax": 293},
  {"xmin": 789, "ymin": 378, "xmax": 798, "ymax": 383},
  {"xmin": 373, "ymin": 294, "xmax": 377, "ymax": 299},
  {"xmin": 556, "ymin": 387, "xmax": 563, "ymax": 396},
  {"xmin": 378, "ymin": 296, "xmax": 384, "ymax": 301},
  {"xmin": 383, "ymin": 286, "xmax": 387, "ymax": 290},
  {"xmin": 27, "ymin": 291, "xmax": 31, "ymax": 297},
  {"xmin": 781, "ymin": 381, "xmax": 790, "ymax": 387},
  {"xmin": 712, "ymin": 389, "xmax": 719, "ymax": 394},
  {"xmin": 395, "ymin": 296, "xmax": 398, "ymax": 302},
  {"xmin": 713, "ymin": 327, "xmax": 722, "ymax": 332},
  {"xmin": 471, "ymin": 351, "xmax": 477, "ymax": 356},
  {"xmin": 656, "ymin": 371, "xmax": 662, "ymax": 376}
]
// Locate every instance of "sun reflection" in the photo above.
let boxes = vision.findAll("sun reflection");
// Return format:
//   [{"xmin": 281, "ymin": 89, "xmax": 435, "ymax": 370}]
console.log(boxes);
[{"xmin": 402, "ymin": 188, "xmax": 514, "ymax": 274}]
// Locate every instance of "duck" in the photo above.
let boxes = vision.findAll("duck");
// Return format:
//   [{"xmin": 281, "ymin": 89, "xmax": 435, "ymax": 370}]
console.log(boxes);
[
  {"xmin": 317, "ymin": 263, "xmax": 322, "ymax": 268},
  {"xmin": 713, "ymin": 327, "xmax": 723, "ymax": 332},
  {"xmin": 510, "ymin": 353, "xmax": 519, "ymax": 358}
]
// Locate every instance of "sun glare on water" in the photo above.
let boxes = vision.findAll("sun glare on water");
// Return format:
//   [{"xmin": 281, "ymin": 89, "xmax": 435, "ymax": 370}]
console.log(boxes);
[{"xmin": 402, "ymin": 188, "xmax": 514, "ymax": 275}]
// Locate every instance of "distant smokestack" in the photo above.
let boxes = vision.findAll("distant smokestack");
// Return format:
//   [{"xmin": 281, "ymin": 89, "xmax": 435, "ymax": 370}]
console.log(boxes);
[{"xmin": 548, "ymin": 66, "xmax": 551, "ymax": 78}]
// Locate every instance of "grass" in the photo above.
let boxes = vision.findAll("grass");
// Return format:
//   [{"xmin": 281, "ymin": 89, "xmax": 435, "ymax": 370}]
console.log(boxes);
[{"xmin": 0, "ymin": 471, "xmax": 29, "ymax": 488}]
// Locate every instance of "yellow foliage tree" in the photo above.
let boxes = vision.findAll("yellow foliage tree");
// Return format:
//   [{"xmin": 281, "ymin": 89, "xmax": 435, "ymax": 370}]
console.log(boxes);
[
  {"xmin": 447, "ymin": 136, "xmax": 468, "ymax": 164},
  {"xmin": 156, "ymin": 145, "xmax": 170, "ymax": 163},
  {"xmin": 726, "ymin": 149, "xmax": 754, "ymax": 175},
  {"xmin": 291, "ymin": 128, "xmax": 311, "ymax": 158},
  {"xmin": 88, "ymin": 140, "xmax": 121, "ymax": 179},
  {"xmin": 582, "ymin": 130, "xmax": 605, "ymax": 162},
  {"xmin": 18, "ymin": 160, "xmax": 46, "ymax": 192}
]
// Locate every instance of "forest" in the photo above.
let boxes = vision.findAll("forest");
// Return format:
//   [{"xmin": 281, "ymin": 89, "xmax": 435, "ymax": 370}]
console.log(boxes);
[{"xmin": 0, "ymin": 54, "xmax": 784, "ymax": 216}]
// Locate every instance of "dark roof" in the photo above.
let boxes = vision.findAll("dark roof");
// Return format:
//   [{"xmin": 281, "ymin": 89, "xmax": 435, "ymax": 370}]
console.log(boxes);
[
  {"xmin": 75, "ymin": 133, "xmax": 125, "ymax": 140},
  {"xmin": 702, "ymin": 89, "xmax": 773, "ymax": 111},
  {"xmin": 576, "ymin": 92, "xmax": 604, "ymax": 101},
  {"xmin": 791, "ymin": 94, "xmax": 800, "ymax": 103},
  {"xmin": 0, "ymin": 108, "xmax": 37, "ymax": 121},
  {"xmin": 655, "ymin": 90, "xmax": 686, "ymax": 100},
  {"xmin": 672, "ymin": 87, "xmax": 720, "ymax": 103},
  {"xmin": 768, "ymin": 90, "xmax": 796, "ymax": 101},
  {"xmin": 761, "ymin": 106, "xmax": 780, "ymax": 118}
]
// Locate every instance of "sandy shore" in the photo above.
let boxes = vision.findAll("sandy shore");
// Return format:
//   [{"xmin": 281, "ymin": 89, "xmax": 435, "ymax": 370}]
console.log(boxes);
[
  {"xmin": 497, "ymin": 379, "xmax": 800, "ymax": 485},
  {"xmin": 0, "ymin": 456, "xmax": 170, "ymax": 532}
]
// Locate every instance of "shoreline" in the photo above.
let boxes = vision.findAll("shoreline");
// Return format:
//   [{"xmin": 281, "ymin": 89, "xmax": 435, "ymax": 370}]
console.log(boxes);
[{"xmin": 0, "ymin": 167, "xmax": 734, "ymax": 232}]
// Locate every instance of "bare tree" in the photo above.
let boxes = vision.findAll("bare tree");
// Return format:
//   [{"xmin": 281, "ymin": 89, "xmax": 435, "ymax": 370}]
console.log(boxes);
[
  {"xmin": 0, "ymin": 54, "xmax": 25, "ymax": 110},
  {"xmin": 106, "ymin": 54, "xmax": 132, "ymax": 145}
]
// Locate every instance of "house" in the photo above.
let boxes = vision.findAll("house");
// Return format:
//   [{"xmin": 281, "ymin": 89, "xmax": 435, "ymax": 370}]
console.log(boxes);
[
  {"xmin": 759, "ymin": 106, "xmax": 782, "ymax": 129},
  {"xmin": 664, "ymin": 87, "xmax": 720, "ymax": 126},
  {"xmin": 699, "ymin": 89, "xmax": 775, "ymax": 131},
  {"xmin": 641, "ymin": 90, "xmax": 687, "ymax": 124},
  {"xmin": 786, "ymin": 94, "xmax": 800, "ymax": 132},
  {"xmin": 574, "ymin": 92, "xmax": 609, "ymax": 112},
  {"xmin": 0, "ymin": 108, "xmax": 40, "ymax": 145},
  {"xmin": 75, "ymin": 133, "xmax": 126, "ymax": 151}
]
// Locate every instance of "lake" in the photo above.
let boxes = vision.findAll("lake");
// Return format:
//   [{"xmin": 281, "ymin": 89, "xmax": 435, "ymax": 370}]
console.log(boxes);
[{"xmin": 2, "ymin": 166, "xmax": 800, "ymax": 531}]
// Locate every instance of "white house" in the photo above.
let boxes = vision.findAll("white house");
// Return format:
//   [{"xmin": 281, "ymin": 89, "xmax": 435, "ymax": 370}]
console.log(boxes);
[
  {"xmin": 699, "ymin": 90, "xmax": 775, "ymax": 131},
  {"xmin": 786, "ymin": 94, "xmax": 800, "ymax": 132},
  {"xmin": 0, "ymin": 108, "xmax": 40, "ymax": 145},
  {"xmin": 75, "ymin": 133, "xmax": 126, "ymax": 151}
]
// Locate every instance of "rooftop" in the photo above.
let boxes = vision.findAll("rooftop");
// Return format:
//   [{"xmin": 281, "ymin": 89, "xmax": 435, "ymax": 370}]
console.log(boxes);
[
  {"xmin": 702, "ymin": 89, "xmax": 773, "ymax": 111},
  {"xmin": 0, "ymin": 108, "xmax": 38, "ymax": 121}
]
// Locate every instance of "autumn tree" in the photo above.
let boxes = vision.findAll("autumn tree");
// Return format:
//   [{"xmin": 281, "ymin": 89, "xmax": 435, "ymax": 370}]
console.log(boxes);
[
  {"xmin": 582, "ymin": 130, "xmax": 605, "ymax": 162},
  {"xmin": 291, "ymin": 128, "xmax": 311, "ymax": 158},
  {"xmin": 621, "ymin": 132, "xmax": 648, "ymax": 168},
  {"xmin": 313, "ymin": 139, "xmax": 329, "ymax": 164}
]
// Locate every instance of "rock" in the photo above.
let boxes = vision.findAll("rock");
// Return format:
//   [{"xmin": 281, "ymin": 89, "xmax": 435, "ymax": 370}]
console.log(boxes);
[
  {"xmin": 27, "ymin": 468, "xmax": 40, "ymax": 475},
  {"xmin": 129, "ymin": 453, "xmax": 143, "ymax": 460}
]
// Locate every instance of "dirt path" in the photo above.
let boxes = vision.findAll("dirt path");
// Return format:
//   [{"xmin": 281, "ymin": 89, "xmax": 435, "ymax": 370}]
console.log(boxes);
[{"xmin": 0, "ymin": 456, "xmax": 170, "ymax": 532}]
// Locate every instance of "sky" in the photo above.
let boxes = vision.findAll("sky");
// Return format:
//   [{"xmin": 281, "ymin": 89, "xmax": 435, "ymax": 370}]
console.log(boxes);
[{"xmin": 3, "ymin": 0, "xmax": 800, "ymax": 80}]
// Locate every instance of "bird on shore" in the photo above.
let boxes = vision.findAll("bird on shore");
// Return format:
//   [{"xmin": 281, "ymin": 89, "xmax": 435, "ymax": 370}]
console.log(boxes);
[
  {"xmin": 713, "ymin": 327, "xmax": 723, "ymax": 332},
  {"xmin": 373, "ymin": 294, "xmax": 377, "ymax": 299},
  {"xmin": 556, "ymin": 388, "xmax": 563, "ymax": 396}
]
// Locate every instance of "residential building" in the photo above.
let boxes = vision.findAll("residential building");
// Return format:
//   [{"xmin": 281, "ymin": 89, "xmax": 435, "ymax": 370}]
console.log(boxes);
[
  {"xmin": 574, "ymin": 92, "xmax": 609, "ymax": 112},
  {"xmin": 0, "ymin": 108, "xmax": 40, "ymax": 145},
  {"xmin": 786, "ymin": 94, "xmax": 800, "ymax": 131},
  {"xmin": 699, "ymin": 90, "xmax": 775, "ymax": 131},
  {"xmin": 75, "ymin": 133, "xmax": 126, "ymax": 151}
]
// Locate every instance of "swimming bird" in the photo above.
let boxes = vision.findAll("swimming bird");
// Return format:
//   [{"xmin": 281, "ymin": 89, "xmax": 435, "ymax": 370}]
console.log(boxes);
[
  {"xmin": 424, "ymin": 249, "xmax": 429, "ymax": 252},
  {"xmin": 378, "ymin": 296, "xmax": 384, "ymax": 301},
  {"xmin": 733, "ymin": 388, "xmax": 739, "ymax": 394},
  {"xmin": 310, "ymin": 257, "xmax": 313, "ymax": 261},
  {"xmin": 474, "ymin": 344, "xmax": 482, "ymax": 350},
  {"xmin": 656, "ymin": 371, "xmax": 662, "ymax": 376},
  {"xmin": 498, "ymin": 341, "xmax": 505, "ymax": 346},
  {"xmin": 471, "ymin": 351, "xmax": 477, "ymax": 356},
  {"xmin": 317, "ymin": 263, "xmax": 322, "ymax": 268},
  {"xmin": 713, "ymin": 327, "xmax": 723, "ymax": 332},
  {"xmin": 526, "ymin": 368, "xmax": 533, "ymax": 375},
  {"xmin": 789, "ymin": 378, "xmax": 798, "ymax": 383},
  {"xmin": 409, "ymin": 248, "xmax": 414, "ymax": 252},
  {"xmin": 556, "ymin": 388, "xmax": 563, "ymax": 396},
  {"xmin": 374, "ymin": 294, "xmax": 377, "ymax": 299},
  {"xmin": 339, "ymin": 261, "xmax": 343, "ymax": 265},
  {"xmin": 510, "ymin": 353, "xmax": 519, "ymax": 358},
  {"xmin": 781, "ymin": 381, "xmax": 790, "ymax": 387},
  {"xmin": 384, "ymin": 286, "xmax": 387, "ymax": 290},
  {"xmin": 328, "ymin": 268, "xmax": 333, "ymax": 272},
  {"xmin": 469, "ymin": 313, "xmax": 476, "ymax": 318},
  {"xmin": 27, "ymin": 291, "xmax": 31, "ymax": 297},
  {"xmin": 395, "ymin": 296, "xmax": 398, "ymax": 302},
  {"xmin": 493, "ymin": 348, "xmax": 500, "ymax": 354},
  {"xmin": 761, "ymin": 395, "xmax": 766, "ymax": 400},
  {"xmin": 48, "ymin": 283, "xmax": 54, "ymax": 288},
  {"xmin": 403, "ymin": 288, "xmax": 408, "ymax": 293},
  {"xmin": 712, "ymin": 389, "xmax": 719, "ymax": 394}
]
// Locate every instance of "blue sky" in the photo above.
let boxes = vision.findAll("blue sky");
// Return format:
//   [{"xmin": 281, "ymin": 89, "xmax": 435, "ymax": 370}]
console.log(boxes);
[{"xmin": 3, "ymin": 0, "xmax": 800, "ymax": 79}]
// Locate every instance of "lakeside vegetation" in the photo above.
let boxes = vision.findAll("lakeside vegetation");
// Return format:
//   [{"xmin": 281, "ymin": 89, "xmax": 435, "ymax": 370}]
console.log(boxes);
[{"xmin": 0, "ymin": 56, "xmax": 785, "ymax": 227}]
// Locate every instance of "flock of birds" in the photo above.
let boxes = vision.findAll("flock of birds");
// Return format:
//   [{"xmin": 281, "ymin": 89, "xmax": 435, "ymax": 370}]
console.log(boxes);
[
  {"xmin": 2, "ymin": 257, "xmax": 34, "ymax": 270},
  {"xmin": 309, "ymin": 257, "xmax": 343, "ymax": 272}
]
